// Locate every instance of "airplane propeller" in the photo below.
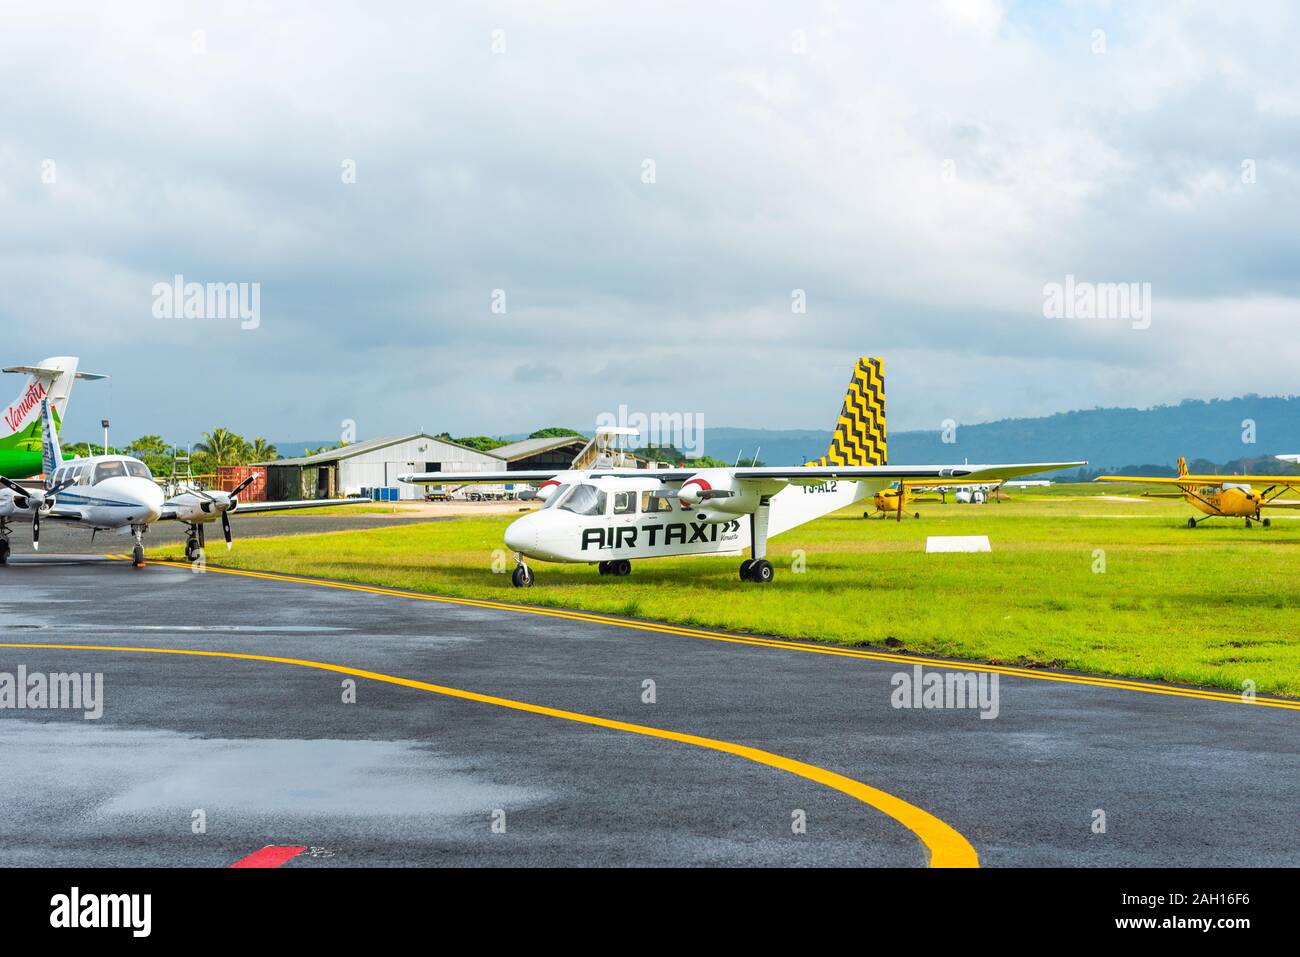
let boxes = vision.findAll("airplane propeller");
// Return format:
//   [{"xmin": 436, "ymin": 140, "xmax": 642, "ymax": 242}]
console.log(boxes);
[
  {"xmin": 1, "ymin": 475, "xmax": 76, "ymax": 550},
  {"xmin": 173, "ymin": 477, "xmax": 254, "ymax": 550}
]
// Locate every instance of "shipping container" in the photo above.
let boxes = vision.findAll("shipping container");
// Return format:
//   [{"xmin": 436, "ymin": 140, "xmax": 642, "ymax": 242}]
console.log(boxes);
[{"xmin": 216, "ymin": 465, "xmax": 267, "ymax": 502}]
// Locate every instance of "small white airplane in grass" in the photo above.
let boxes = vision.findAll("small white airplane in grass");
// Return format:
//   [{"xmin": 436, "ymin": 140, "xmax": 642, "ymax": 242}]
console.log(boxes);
[
  {"xmin": 0, "ymin": 398, "xmax": 367, "ymax": 567},
  {"xmin": 401, "ymin": 356, "xmax": 1086, "ymax": 586}
]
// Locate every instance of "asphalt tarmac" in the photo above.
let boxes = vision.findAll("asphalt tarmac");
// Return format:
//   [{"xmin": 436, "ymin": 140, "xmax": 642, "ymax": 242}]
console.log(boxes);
[{"xmin": 0, "ymin": 552, "xmax": 1295, "ymax": 868}]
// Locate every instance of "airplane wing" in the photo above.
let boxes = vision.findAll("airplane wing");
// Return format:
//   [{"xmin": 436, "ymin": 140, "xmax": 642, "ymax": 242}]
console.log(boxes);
[
  {"xmin": 1097, "ymin": 474, "xmax": 1300, "ymax": 487},
  {"xmin": 735, "ymin": 462, "xmax": 1084, "ymax": 482},
  {"xmin": 402, "ymin": 462, "xmax": 1086, "ymax": 485},
  {"xmin": 227, "ymin": 497, "xmax": 373, "ymax": 515},
  {"xmin": 158, "ymin": 497, "xmax": 372, "ymax": 520},
  {"xmin": 402, "ymin": 471, "xmax": 562, "ymax": 485}
]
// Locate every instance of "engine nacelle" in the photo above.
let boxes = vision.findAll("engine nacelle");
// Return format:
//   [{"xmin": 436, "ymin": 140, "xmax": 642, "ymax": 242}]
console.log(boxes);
[
  {"xmin": 677, "ymin": 469, "xmax": 763, "ymax": 522},
  {"xmin": 537, "ymin": 470, "xmax": 584, "ymax": 500},
  {"xmin": 167, "ymin": 491, "xmax": 227, "ymax": 523}
]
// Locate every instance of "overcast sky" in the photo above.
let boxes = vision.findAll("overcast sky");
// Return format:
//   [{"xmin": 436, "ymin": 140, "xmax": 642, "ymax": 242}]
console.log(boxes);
[{"xmin": 2, "ymin": 1, "xmax": 1298, "ymax": 447}]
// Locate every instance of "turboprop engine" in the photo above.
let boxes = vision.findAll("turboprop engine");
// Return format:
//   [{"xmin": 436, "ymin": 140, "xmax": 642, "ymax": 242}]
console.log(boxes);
[
  {"xmin": 167, "ymin": 489, "xmax": 228, "ymax": 523},
  {"xmin": 676, "ymin": 469, "xmax": 768, "ymax": 523}
]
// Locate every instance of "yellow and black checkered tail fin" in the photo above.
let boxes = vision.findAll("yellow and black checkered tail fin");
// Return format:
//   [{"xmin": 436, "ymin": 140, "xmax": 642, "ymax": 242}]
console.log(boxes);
[
  {"xmin": 1177, "ymin": 455, "xmax": 1188, "ymax": 478},
  {"xmin": 806, "ymin": 356, "xmax": 886, "ymax": 467}
]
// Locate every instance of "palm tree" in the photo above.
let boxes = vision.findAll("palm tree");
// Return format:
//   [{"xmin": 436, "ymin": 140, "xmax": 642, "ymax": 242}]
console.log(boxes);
[
  {"xmin": 250, "ymin": 437, "xmax": 277, "ymax": 462},
  {"xmin": 196, "ymin": 427, "xmax": 248, "ymax": 468}
]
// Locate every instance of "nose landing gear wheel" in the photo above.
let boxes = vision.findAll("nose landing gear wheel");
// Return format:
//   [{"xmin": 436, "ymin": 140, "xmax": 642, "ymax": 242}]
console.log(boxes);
[
  {"xmin": 1263, "ymin": 517, "xmax": 1272, "ymax": 527},
  {"xmin": 185, "ymin": 540, "xmax": 203, "ymax": 562},
  {"xmin": 511, "ymin": 564, "xmax": 534, "ymax": 588},
  {"xmin": 132, "ymin": 544, "xmax": 146, "ymax": 567}
]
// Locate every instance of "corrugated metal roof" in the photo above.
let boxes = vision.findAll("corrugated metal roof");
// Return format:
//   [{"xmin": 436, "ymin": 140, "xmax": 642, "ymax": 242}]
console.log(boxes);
[
  {"xmin": 258, "ymin": 433, "xmax": 492, "ymax": 467},
  {"xmin": 489, "ymin": 435, "xmax": 588, "ymax": 461}
]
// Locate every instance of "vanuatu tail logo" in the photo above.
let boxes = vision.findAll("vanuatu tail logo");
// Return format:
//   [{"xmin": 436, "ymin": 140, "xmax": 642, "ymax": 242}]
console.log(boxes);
[{"xmin": 807, "ymin": 356, "xmax": 886, "ymax": 467}]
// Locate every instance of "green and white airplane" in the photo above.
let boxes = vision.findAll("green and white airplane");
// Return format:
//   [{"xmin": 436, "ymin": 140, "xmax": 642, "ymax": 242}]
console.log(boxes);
[{"xmin": 0, "ymin": 357, "xmax": 106, "ymax": 478}]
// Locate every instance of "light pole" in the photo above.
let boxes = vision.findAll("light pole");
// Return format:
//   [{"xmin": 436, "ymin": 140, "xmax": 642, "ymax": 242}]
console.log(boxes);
[{"xmin": 101, "ymin": 419, "xmax": 110, "ymax": 455}]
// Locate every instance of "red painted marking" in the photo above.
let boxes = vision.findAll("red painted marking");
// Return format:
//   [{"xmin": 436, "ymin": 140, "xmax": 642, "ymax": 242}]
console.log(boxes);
[
  {"xmin": 679, "ymin": 477, "xmax": 710, "ymax": 507},
  {"xmin": 229, "ymin": 844, "xmax": 308, "ymax": 868}
]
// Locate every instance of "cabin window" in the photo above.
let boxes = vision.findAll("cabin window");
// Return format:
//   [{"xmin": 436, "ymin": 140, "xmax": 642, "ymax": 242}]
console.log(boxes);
[
  {"xmin": 640, "ymin": 491, "xmax": 674, "ymax": 513},
  {"xmin": 93, "ymin": 460, "xmax": 128, "ymax": 483},
  {"xmin": 125, "ymin": 461, "xmax": 153, "ymax": 480},
  {"xmin": 558, "ymin": 483, "xmax": 606, "ymax": 516},
  {"xmin": 612, "ymin": 491, "xmax": 636, "ymax": 515}
]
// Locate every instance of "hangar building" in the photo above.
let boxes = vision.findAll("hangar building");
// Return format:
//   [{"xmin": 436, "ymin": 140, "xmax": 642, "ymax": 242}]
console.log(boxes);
[
  {"xmin": 488, "ymin": 435, "xmax": 589, "ymax": 472},
  {"xmin": 259, "ymin": 433, "xmax": 501, "ymax": 501}
]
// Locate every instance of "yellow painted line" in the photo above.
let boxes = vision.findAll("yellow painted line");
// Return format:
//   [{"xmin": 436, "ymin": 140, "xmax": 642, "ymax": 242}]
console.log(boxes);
[
  {"xmin": 0, "ymin": 641, "xmax": 977, "ymax": 868},
  {"xmin": 144, "ymin": 559, "xmax": 1300, "ymax": 712}
]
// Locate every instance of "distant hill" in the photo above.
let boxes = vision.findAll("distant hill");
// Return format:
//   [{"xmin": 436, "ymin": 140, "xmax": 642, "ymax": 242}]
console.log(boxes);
[
  {"xmin": 276, "ymin": 395, "xmax": 1300, "ymax": 476},
  {"xmin": 704, "ymin": 396, "xmax": 1300, "ymax": 474}
]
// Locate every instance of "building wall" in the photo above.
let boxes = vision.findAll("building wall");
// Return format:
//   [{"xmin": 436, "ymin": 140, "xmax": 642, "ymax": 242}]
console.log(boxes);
[{"xmin": 336, "ymin": 436, "xmax": 502, "ymax": 499}]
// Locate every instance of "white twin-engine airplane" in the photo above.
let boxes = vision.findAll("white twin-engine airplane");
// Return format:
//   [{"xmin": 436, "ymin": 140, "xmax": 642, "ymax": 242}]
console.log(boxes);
[
  {"xmin": 401, "ymin": 357, "xmax": 1086, "ymax": 586},
  {"xmin": 0, "ymin": 397, "xmax": 367, "ymax": 568}
]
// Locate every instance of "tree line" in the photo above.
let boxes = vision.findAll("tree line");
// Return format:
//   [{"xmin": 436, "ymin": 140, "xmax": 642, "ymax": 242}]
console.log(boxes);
[{"xmin": 65, "ymin": 428, "xmax": 278, "ymax": 475}]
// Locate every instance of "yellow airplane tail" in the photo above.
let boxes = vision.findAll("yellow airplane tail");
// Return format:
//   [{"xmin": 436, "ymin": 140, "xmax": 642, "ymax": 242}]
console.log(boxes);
[
  {"xmin": 1177, "ymin": 455, "xmax": 1188, "ymax": 478},
  {"xmin": 806, "ymin": 356, "xmax": 887, "ymax": 467}
]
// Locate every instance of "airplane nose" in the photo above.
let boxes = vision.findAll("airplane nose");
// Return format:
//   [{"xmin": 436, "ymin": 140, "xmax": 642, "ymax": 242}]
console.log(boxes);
[
  {"xmin": 503, "ymin": 514, "xmax": 536, "ymax": 554},
  {"xmin": 134, "ymin": 481, "xmax": 165, "ymax": 522}
]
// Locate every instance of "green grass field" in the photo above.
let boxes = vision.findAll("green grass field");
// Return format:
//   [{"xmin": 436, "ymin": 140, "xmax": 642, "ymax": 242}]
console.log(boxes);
[{"xmin": 150, "ymin": 485, "xmax": 1300, "ymax": 696}]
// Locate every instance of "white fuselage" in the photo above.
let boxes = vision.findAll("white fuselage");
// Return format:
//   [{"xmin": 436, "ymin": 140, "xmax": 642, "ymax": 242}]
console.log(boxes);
[
  {"xmin": 502, "ymin": 474, "xmax": 876, "ymax": 563},
  {"xmin": 0, "ymin": 455, "xmax": 164, "ymax": 530}
]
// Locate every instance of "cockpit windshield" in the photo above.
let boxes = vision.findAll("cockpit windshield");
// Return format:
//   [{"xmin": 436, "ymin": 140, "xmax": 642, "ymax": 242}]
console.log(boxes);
[
  {"xmin": 557, "ymin": 483, "xmax": 607, "ymax": 516},
  {"xmin": 93, "ymin": 460, "xmax": 127, "ymax": 483},
  {"xmin": 92, "ymin": 459, "xmax": 153, "ymax": 483},
  {"xmin": 541, "ymin": 484, "xmax": 572, "ymax": 509}
]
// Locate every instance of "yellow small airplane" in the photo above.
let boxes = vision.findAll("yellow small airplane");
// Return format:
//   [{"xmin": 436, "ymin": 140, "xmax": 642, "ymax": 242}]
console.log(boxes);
[
  {"xmin": 867, "ymin": 479, "xmax": 991, "ymax": 520},
  {"xmin": 1095, "ymin": 456, "xmax": 1300, "ymax": 528}
]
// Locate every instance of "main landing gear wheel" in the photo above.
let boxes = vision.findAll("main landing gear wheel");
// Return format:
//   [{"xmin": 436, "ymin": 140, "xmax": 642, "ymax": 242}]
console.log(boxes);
[
  {"xmin": 738, "ymin": 559, "xmax": 754, "ymax": 581},
  {"xmin": 742, "ymin": 559, "xmax": 774, "ymax": 583},
  {"xmin": 609, "ymin": 559, "xmax": 631, "ymax": 577},
  {"xmin": 132, "ymin": 544, "xmax": 145, "ymax": 567},
  {"xmin": 1245, "ymin": 519, "xmax": 1253, "ymax": 528},
  {"xmin": 1186, "ymin": 518, "xmax": 1197, "ymax": 528},
  {"xmin": 0, "ymin": 540, "xmax": 9, "ymax": 565},
  {"xmin": 1263, "ymin": 517, "xmax": 1272, "ymax": 527},
  {"xmin": 511, "ymin": 564, "xmax": 534, "ymax": 588}
]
